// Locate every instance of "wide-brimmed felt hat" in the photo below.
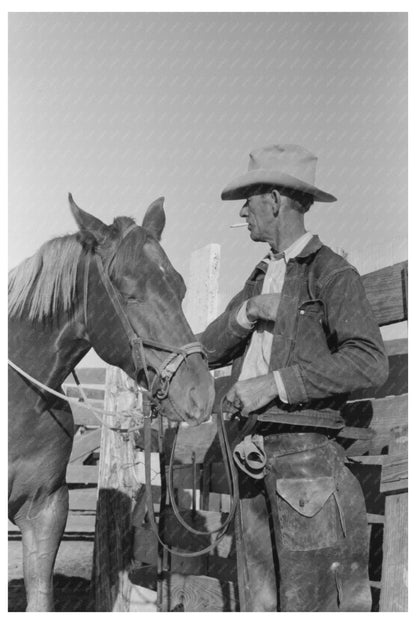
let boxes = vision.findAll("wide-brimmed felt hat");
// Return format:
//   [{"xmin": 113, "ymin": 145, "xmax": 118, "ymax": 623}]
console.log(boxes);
[{"xmin": 221, "ymin": 144, "xmax": 337, "ymax": 203}]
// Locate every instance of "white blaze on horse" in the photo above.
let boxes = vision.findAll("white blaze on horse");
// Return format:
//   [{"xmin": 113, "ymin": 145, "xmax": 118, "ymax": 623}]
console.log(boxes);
[{"xmin": 8, "ymin": 195, "xmax": 214, "ymax": 611}]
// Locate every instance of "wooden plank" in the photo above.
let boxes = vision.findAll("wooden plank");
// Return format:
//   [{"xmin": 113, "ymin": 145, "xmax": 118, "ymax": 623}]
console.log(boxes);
[
  {"xmin": 72, "ymin": 402, "xmax": 104, "ymax": 427},
  {"xmin": 68, "ymin": 487, "xmax": 97, "ymax": 511},
  {"xmin": 64, "ymin": 367, "xmax": 106, "ymax": 385},
  {"xmin": 8, "ymin": 520, "xmax": 20, "ymax": 533},
  {"xmin": 65, "ymin": 512, "xmax": 96, "ymax": 533},
  {"xmin": 160, "ymin": 573, "xmax": 238, "ymax": 612},
  {"xmin": 348, "ymin": 455, "xmax": 386, "ymax": 465},
  {"xmin": 336, "ymin": 426, "xmax": 375, "ymax": 440},
  {"xmin": 380, "ymin": 494, "xmax": 408, "ymax": 611},
  {"xmin": 70, "ymin": 428, "xmax": 102, "ymax": 463},
  {"xmin": 361, "ymin": 261, "xmax": 407, "ymax": 326},
  {"xmin": 384, "ymin": 338, "xmax": 408, "ymax": 356},
  {"xmin": 380, "ymin": 454, "xmax": 408, "ymax": 493},
  {"xmin": 341, "ymin": 394, "xmax": 407, "ymax": 455},
  {"xmin": 64, "ymin": 383, "xmax": 107, "ymax": 391},
  {"xmin": 66, "ymin": 386, "xmax": 105, "ymax": 401},
  {"xmin": 367, "ymin": 513, "xmax": 384, "ymax": 524},
  {"xmin": 66, "ymin": 464, "xmax": 98, "ymax": 484},
  {"xmin": 380, "ymin": 426, "xmax": 408, "ymax": 611}
]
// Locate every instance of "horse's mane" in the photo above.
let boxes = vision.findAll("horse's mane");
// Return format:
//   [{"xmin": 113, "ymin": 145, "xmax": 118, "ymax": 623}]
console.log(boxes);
[
  {"xmin": 8, "ymin": 234, "xmax": 84, "ymax": 321},
  {"xmin": 8, "ymin": 216, "xmax": 138, "ymax": 322}
]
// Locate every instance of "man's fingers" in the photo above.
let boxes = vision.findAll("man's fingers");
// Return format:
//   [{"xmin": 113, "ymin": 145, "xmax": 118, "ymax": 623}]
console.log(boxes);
[{"xmin": 224, "ymin": 390, "xmax": 243, "ymax": 412}]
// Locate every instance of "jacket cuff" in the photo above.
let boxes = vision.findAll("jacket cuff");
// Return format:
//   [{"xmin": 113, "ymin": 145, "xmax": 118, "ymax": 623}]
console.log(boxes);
[
  {"xmin": 277, "ymin": 364, "xmax": 309, "ymax": 405},
  {"xmin": 236, "ymin": 301, "xmax": 257, "ymax": 330},
  {"xmin": 272, "ymin": 371, "xmax": 288, "ymax": 403},
  {"xmin": 227, "ymin": 305, "xmax": 255, "ymax": 338}
]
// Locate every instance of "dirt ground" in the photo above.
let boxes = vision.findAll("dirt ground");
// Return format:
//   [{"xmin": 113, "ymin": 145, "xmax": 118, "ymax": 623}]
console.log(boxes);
[{"xmin": 8, "ymin": 536, "xmax": 95, "ymax": 612}]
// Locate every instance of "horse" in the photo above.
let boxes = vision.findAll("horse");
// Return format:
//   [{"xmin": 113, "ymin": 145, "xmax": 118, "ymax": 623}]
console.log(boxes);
[{"xmin": 8, "ymin": 194, "xmax": 215, "ymax": 611}]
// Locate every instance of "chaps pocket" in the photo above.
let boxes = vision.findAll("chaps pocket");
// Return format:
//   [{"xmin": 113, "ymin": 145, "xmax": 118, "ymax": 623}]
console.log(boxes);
[{"xmin": 274, "ymin": 476, "xmax": 344, "ymax": 551}]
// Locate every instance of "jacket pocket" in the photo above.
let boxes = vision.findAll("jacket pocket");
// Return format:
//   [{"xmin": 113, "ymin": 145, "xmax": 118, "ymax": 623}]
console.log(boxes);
[
  {"xmin": 294, "ymin": 299, "xmax": 329, "ymax": 359},
  {"xmin": 298, "ymin": 298, "xmax": 325, "ymax": 319},
  {"xmin": 274, "ymin": 476, "xmax": 344, "ymax": 551}
]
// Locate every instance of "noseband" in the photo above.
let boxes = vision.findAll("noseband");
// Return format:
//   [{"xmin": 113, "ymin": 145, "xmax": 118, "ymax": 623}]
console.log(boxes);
[{"xmin": 84, "ymin": 225, "xmax": 206, "ymax": 405}]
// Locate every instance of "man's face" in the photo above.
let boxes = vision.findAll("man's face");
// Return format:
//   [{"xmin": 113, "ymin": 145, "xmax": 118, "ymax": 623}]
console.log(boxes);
[{"xmin": 239, "ymin": 193, "xmax": 276, "ymax": 243}]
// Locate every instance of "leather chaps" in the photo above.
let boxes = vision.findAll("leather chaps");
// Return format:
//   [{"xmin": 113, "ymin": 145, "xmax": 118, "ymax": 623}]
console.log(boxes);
[{"xmin": 237, "ymin": 432, "xmax": 371, "ymax": 612}]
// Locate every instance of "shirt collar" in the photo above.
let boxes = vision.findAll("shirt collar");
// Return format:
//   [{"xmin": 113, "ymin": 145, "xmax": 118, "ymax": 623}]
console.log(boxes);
[
  {"xmin": 251, "ymin": 234, "xmax": 323, "ymax": 278},
  {"xmin": 267, "ymin": 231, "xmax": 314, "ymax": 263}
]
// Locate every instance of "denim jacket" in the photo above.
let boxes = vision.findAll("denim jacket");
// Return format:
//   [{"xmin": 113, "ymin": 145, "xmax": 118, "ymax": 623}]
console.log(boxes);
[{"xmin": 201, "ymin": 236, "xmax": 389, "ymax": 429}]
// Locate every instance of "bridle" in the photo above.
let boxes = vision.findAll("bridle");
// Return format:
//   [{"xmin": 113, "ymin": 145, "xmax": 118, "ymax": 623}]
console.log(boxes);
[{"xmin": 84, "ymin": 224, "xmax": 206, "ymax": 404}]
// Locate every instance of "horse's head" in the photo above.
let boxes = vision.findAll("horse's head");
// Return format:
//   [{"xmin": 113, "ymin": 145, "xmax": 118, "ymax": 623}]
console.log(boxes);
[{"xmin": 69, "ymin": 194, "xmax": 214, "ymax": 426}]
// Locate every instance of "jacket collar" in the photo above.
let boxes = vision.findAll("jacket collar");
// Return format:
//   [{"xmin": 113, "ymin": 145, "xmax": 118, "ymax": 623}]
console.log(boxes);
[{"xmin": 293, "ymin": 234, "xmax": 323, "ymax": 259}]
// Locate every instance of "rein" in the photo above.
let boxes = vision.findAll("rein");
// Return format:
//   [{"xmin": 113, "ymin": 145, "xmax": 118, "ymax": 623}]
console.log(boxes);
[
  {"xmin": 143, "ymin": 396, "xmax": 239, "ymax": 557},
  {"xmin": 7, "ymin": 359, "xmax": 141, "ymax": 432}
]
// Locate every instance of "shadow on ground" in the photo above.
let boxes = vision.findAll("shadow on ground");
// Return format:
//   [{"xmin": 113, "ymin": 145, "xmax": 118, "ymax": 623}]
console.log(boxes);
[{"xmin": 8, "ymin": 574, "xmax": 94, "ymax": 612}]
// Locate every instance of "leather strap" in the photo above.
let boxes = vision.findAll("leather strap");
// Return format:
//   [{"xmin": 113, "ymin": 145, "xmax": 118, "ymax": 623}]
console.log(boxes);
[{"xmin": 143, "ymin": 397, "xmax": 239, "ymax": 557}]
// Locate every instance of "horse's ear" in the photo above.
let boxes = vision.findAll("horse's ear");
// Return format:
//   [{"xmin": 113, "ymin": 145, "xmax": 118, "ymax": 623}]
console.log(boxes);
[
  {"xmin": 68, "ymin": 193, "xmax": 108, "ymax": 246},
  {"xmin": 141, "ymin": 197, "xmax": 166, "ymax": 241}
]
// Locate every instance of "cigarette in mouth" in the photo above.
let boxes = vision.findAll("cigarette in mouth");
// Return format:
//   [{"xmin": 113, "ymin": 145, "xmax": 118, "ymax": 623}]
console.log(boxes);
[{"xmin": 230, "ymin": 223, "xmax": 248, "ymax": 228}]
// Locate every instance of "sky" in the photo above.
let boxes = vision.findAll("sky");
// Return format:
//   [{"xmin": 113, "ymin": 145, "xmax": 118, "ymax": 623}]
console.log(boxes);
[{"xmin": 8, "ymin": 12, "xmax": 408, "ymax": 362}]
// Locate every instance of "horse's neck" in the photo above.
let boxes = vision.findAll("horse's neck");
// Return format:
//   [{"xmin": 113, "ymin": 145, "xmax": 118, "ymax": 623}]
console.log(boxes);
[{"xmin": 9, "ymin": 310, "xmax": 91, "ymax": 391}]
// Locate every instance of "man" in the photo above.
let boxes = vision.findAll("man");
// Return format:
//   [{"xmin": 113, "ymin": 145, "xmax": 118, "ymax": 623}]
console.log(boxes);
[{"xmin": 201, "ymin": 144, "xmax": 388, "ymax": 611}]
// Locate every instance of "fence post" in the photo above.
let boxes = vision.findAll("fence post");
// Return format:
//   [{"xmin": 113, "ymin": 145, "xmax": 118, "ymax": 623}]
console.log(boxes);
[
  {"xmin": 184, "ymin": 243, "xmax": 221, "ymax": 333},
  {"xmin": 92, "ymin": 366, "xmax": 141, "ymax": 611},
  {"xmin": 380, "ymin": 425, "xmax": 408, "ymax": 611}
]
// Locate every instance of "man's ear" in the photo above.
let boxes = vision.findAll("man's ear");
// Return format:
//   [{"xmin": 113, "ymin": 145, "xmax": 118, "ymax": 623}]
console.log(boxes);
[{"xmin": 270, "ymin": 189, "xmax": 281, "ymax": 217}]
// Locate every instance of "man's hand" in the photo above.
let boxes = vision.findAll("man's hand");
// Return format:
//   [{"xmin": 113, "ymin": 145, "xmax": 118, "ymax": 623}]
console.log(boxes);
[
  {"xmin": 246, "ymin": 294, "xmax": 281, "ymax": 323},
  {"xmin": 225, "ymin": 374, "xmax": 279, "ymax": 416}
]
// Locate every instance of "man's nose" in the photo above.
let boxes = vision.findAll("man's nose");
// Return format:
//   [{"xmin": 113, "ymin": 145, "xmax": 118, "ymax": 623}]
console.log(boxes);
[{"xmin": 239, "ymin": 202, "xmax": 248, "ymax": 218}]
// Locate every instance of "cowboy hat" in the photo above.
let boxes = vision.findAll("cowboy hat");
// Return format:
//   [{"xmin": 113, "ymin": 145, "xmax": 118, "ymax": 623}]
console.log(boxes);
[{"xmin": 221, "ymin": 144, "xmax": 337, "ymax": 203}]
